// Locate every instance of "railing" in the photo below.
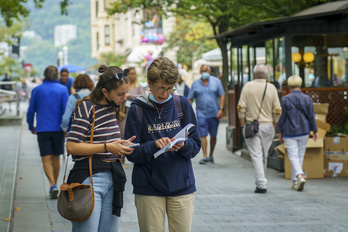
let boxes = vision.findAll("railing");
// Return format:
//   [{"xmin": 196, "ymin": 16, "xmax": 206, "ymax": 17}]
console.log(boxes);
[{"xmin": 0, "ymin": 81, "xmax": 20, "ymax": 116}]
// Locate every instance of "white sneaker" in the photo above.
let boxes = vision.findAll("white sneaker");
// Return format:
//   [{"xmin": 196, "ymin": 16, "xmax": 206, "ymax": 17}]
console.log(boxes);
[
  {"xmin": 291, "ymin": 181, "xmax": 298, "ymax": 190},
  {"xmin": 297, "ymin": 178, "xmax": 306, "ymax": 191}
]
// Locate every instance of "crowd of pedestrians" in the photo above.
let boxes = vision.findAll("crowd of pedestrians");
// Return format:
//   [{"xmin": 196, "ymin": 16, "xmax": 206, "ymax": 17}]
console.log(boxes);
[{"xmin": 23, "ymin": 58, "xmax": 319, "ymax": 232}]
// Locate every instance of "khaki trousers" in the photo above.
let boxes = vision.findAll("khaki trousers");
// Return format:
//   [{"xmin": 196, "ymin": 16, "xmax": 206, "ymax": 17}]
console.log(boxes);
[
  {"xmin": 134, "ymin": 193, "xmax": 194, "ymax": 232},
  {"xmin": 244, "ymin": 124, "xmax": 275, "ymax": 189}
]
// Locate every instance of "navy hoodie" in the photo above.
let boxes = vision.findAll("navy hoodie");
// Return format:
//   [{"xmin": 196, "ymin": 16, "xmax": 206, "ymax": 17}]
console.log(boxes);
[{"xmin": 124, "ymin": 94, "xmax": 201, "ymax": 196}]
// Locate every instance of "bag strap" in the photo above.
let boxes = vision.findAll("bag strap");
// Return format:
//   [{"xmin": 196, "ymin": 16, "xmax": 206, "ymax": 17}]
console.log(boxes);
[
  {"xmin": 174, "ymin": 95, "xmax": 183, "ymax": 122},
  {"xmin": 73, "ymin": 93, "xmax": 81, "ymax": 100},
  {"xmin": 287, "ymin": 98, "xmax": 309, "ymax": 120},
  {"xmin": 62, "ymin": 103, "xmax": 96, "ymax": 185},
  {"xmin": 257, "ymin": 82, "xmax": 267, "ymax": 120}
]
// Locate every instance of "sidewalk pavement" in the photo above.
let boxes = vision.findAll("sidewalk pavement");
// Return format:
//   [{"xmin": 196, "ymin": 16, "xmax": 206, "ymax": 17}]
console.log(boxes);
[{"xmin": 1, "ymin": 102, "xmax": 348, "ymax": 231}]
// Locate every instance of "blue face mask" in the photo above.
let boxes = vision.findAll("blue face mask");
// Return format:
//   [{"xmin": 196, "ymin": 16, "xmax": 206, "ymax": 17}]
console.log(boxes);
[
  {"xmin": 149, "ymin": 93, "xmax": 172, "ymax": 104},
  {"xmin": 201, "ymin": 72, "xmax": 210, "ymax": 80}
]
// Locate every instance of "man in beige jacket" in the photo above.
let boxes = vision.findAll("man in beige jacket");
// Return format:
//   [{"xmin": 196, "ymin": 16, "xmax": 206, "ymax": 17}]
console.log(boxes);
[{"xmin": 237, "ymin": 64, "xmax": 281, "ymax": 193}]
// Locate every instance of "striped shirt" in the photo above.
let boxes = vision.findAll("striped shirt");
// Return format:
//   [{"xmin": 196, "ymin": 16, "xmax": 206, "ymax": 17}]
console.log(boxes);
[{"xmin": 67, "ymin": 100, "xmax": 121, "ymax": 162}]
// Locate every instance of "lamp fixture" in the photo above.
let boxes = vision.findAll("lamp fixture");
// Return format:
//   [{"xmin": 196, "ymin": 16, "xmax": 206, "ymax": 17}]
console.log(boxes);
[
  {"xmin": 291, "ymin": 52, "xmax": 315, "ymax": 64},
  {"xmin": 303, "ymin": 52, "xmax": 315, "ymax": 63},
  {"xmin": 291, "ymin": 52, "xmax": 301, "ymax": 63}
]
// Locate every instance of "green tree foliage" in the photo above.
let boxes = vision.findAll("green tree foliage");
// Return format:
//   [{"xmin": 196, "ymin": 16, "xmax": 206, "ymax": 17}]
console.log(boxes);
[
  {"xmin": 0, "ymin": 56, "xmax": 21, "ymax": 77},
  {"xmin": 0, "ymin": 21, "xmax": 26, "ymax": 45},
  {"xmin": 243, "ymin": 0, "xmax": 332, "ymax": 19},
  {"xmin": 108, "ymin": 0, "xmax": 339, "ymax": 90},
  {"xmin": 0, "ymin": 0, "xmax": 70, "ymax": 27},
  {"xmin": 108, "ymin": 0, "xmax": 241, "ymax": 90},
  {"xmin": 0, "ymin": 21, "xmax": 26, "ymax": 77},
  {"xmin": 164, "ymin": 16, "xmax": 217, "ymax": 69}
]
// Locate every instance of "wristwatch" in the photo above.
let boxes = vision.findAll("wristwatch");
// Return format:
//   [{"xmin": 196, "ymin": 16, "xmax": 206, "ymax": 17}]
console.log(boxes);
[{"xmin": 220, "ymin": 107, "xmax": 224, "ymax": 112}]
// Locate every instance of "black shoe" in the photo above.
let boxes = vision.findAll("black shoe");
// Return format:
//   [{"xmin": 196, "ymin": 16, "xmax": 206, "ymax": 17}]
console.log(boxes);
[{"xmin": 255, "ymin": 187, "xmax": 267, "ymax": 193}]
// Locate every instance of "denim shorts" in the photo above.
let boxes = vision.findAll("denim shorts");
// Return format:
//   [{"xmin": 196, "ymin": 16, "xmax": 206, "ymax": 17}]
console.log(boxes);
[
  {"xmin": 197, "ymin": 116, "xmax": 219, "ymax": 137},
  {"xmin": 37, "ymin": 131, "xmax": 64, "ymax": 156}
]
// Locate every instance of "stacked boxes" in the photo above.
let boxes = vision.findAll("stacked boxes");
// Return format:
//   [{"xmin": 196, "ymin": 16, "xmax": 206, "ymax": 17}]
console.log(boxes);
[
  {"xmin": 324, "ymin": 135, "xmax": 348, "ymax": 177},
  {"xmin": 313, "ymin": 103, "xmax": 329, "ymax": 123}
]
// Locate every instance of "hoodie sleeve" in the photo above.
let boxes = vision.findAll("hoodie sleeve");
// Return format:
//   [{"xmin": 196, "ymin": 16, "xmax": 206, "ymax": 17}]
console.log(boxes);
[
  {"xmin": 175, "ymin": 96, "xmax": 201, "ymax": 159},
  {"xmin": 306, "ymin": 96, "xmax": 318, "ymax": 133},
  {"xmin": 124, "ymin": 102, "xmax": 159, "ymax": 164}
]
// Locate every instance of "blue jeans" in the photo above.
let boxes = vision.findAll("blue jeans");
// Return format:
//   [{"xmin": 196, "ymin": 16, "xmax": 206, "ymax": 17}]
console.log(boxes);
[{"xmin": 72, "ymin": 171, "xmax": 120, "ymax": 232}]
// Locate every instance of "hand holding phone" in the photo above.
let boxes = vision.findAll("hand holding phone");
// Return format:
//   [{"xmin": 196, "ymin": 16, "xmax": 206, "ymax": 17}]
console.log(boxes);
[{"xmin": 128, "ymin": 143, "xmax": 140, "ymax": 148}]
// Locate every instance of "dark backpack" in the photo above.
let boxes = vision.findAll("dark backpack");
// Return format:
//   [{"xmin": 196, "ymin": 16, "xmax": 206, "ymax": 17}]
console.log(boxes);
[{"xmin": 135, "ymin": 94, "xmax": 183, "ymax": 129}]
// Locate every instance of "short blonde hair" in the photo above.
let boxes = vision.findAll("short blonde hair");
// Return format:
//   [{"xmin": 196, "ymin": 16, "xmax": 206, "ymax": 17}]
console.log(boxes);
[{"xmin": 287, "ymin": 75, "xmax": 302, "ymax": 87}]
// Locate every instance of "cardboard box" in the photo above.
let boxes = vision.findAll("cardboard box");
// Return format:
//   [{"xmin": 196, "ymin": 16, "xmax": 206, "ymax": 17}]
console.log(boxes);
[
  {"xmin": 315, "ymin": 113, "xmax": 327, "ymax": 122},
  {"xmin": 324, "ymin": 153, "xmax": 348, "ymax": 177},
  {"xmin": 313, "ymin": 103, "xmax": 329, "ymax": 114},
  {"xmin": 311, "ymin": 127, "xmax": 327, "ymax": 139},
  {"xmin": 324, "ymin": 135, "xmax": 348, "ymax": 152},
  {"xmin": 276, "ymin": 138, "xmax": 324, "ymax": 179},
  {"xmin": 316, "ymin": 119, "xmax": 331, "ymax": 132}
]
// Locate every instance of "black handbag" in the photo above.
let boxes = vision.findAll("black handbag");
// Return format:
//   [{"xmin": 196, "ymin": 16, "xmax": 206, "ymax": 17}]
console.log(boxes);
[
  {"xmin": 245, "ymin": 120, "xmax": 259, "ymax": 138},
  {"xmin": 57, "ymin": 103, "xmax": 96, "ymax": 222},
  {"xmin": 244, "ymin": 83, "xmax": 267, "ymax": 138}
]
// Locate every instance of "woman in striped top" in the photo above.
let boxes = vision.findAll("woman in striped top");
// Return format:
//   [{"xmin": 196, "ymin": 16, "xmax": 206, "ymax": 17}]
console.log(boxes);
[{"xmin": 66, "ymin": 65, "xmax": 136, "ymax": 232}]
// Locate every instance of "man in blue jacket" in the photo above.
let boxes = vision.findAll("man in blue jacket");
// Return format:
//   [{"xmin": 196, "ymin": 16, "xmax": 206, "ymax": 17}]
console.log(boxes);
[{"xmin": 27, "ymin": 65, "xmax": 69, "ymax": 199}]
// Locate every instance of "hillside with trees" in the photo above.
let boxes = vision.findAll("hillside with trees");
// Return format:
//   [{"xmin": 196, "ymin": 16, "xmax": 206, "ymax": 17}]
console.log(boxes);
[{"xmin": 22, "ymin": 0, "xmax": 97, "ymax": 75}]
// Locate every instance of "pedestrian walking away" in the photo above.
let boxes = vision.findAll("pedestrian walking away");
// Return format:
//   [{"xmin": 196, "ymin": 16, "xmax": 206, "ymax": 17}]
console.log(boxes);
[
  {"xmin": 277, "ymin": 75, "xmax": 318, "ymax": 191},
  {"xmin": 124, "ymin": 57, "xmax": 201, "ymax": 232},
  {"xmin": 188, "ymin": 64, "xmax": 225, "ymax": 164},
  {"xmin": 26, "ymin": 65, "xmax": 69, "ymax": 199},
  {"xmin": 61, "ymin": 73, "xmax": 95, "ymax": 133},
  {"xmin": 66, "ymin": 65, "xmax": 137, "ymax": 232},
  {"xmin": 237, "ymin": 64, "xmax": 282, "ymax": 193}
]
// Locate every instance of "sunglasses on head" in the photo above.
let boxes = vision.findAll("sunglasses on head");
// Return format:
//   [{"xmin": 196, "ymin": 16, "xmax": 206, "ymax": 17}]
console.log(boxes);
[{"xmin": 103, "ymin": 69, "xmax": 129, "ymax": 86}]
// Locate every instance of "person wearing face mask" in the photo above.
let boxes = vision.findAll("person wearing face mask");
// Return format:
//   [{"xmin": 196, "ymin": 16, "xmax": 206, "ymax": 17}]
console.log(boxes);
[
  {"xmin": 66, "ymin": 65, "xmax": 137, "ymax": 232},
  {"xmin": 124, "ymin": 57, "xmax": 201, "ymax": 232},
  {"xmin": 188, "ymin": 64, "xmax": 225, "ymax": 164}
]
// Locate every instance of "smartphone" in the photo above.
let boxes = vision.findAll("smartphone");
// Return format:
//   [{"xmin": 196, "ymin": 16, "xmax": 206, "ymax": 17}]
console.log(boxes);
[{"xmin": 128, "ymin": 143, "xmax": 140, "ymax": 148}]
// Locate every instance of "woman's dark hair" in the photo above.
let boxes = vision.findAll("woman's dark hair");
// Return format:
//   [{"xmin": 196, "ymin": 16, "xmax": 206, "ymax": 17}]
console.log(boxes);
[
  {"xmin": 76, "ymin": 65, "xmax": 129, "ymax": 122},
  {"xmin": 73, "ymin": 74, "xmax": 95, "ymax": 90}
]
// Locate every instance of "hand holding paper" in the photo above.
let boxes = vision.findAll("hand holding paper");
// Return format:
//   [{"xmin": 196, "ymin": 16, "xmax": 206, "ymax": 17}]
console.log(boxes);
[{"xmin": 154, "ymin": 123, "xmax": 195, "ymax": 158}]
